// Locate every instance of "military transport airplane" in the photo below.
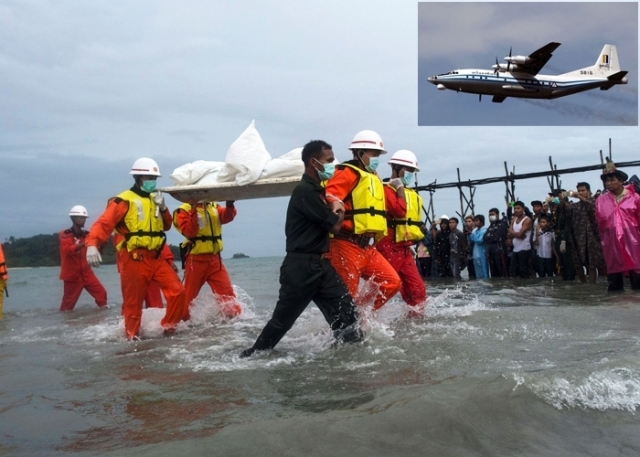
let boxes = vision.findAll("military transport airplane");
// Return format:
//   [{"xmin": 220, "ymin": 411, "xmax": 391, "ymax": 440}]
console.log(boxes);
[{"xmin": 427, "ymin": 42, "xmax": 628, "ymax": 103}]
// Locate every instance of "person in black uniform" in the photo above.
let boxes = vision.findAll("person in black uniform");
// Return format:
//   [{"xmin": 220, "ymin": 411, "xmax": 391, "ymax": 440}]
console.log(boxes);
[{"xmin": 240, "ymin": 140, "xmax": 363, "ymax": 357}]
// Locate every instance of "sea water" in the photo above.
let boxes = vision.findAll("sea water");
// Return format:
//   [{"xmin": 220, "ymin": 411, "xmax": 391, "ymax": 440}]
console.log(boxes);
[{"xmin": 1, "ymin": 257, "xmax": 640, "ymax": 456}]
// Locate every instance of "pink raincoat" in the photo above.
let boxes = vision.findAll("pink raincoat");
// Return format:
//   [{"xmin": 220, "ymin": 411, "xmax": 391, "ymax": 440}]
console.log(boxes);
[{"xmin": 595, "ymin": 185, "xmax": 640, "ymax": 274}]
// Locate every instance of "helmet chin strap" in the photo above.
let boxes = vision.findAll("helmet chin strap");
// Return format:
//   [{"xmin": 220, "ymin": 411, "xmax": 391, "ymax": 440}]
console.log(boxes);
[{"xmin": 356, "ymin": 150, "xmax": 368, "ymax": 167}]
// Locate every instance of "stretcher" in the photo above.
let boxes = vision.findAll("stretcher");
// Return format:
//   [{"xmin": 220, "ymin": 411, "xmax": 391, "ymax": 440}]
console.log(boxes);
[{"xmin": 159, "ymin": 176, "xmax": 301, "ymax": 203}]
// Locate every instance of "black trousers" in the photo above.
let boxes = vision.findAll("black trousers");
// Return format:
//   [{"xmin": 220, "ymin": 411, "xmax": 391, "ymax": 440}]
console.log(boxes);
[
  {"xmin": 607, "ymin": 271, "xmax": 640, "ymax": 292},
  {"xmin": 417, "ymin": 257, "xmax": 432, "ymax": 278},
  {"xmin": 487, "ymin": 248, "xmax": 508, "ymax": 278},
  {"xmin": 510, "ymin": 249, "xmax": 532, "ymax": 278},
  {"xmin": 251, "ymin": 254, "xmax": 362, "ymax": 351}
]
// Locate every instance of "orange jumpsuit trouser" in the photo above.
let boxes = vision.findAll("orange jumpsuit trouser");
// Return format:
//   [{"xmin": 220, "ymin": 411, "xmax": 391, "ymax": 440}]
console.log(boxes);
[
  {"xmin": 183, "ymin": 254, "xmax": 240, "ymax": 320},
  {"xmin": 144, "ymin": 282, "xmax": 164, "ymax": 308},
  {"xmin": 60, "ymin": 273, "xmax": 108, "ymax": 311},
  {"xmin": 328, "ymin": 238, "xmax": 401, "ymax": 310},
  {"xmin": 376, "ymin": 243, "xmax": 426, "ymax": 307},
  {"xmin": 116, "ymin": 249, "xmax": 163, "ymax": 309},
  {"xmin": 120, "ymin": 249, "xmax": 186, "ymax": 339}
]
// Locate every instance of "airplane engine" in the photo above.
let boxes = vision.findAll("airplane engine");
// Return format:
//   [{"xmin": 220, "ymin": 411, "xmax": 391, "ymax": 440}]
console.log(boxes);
[
  {"xmin": 506, "ymin": 56, "xmax": 531, "ymax": 65},
  {"xmin": 437, "ymin": 84, "xmax": 446, "ymax": 90}
]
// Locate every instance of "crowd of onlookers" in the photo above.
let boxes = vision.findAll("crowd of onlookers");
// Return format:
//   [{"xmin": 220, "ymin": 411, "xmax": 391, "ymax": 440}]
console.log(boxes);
[{"xmin": 413, "ymin": 161, "xmax": 640, "ymax": 292}]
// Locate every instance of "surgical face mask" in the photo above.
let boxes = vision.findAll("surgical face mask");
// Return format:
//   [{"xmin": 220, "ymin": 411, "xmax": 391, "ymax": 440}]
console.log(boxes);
[
  {"xmin": 365, "ymin": 156, "xmax": 380, "ymax": 172},
  {"xmin": 313, "ymin": 158, "xmax": 335, "ymax": 180},
  {"xmin": 552, "ymin": 197, "xmax": 560, "ymax": 205},
  {"xmin": 141, "ymin": 179, "xmax": 157, "ymax": 193},
  {"xmin": 489, "ymin": 215, "xmax": 497, "ymax": 222},
  {"xmin": 402, "ymin": 172, "xmax": 414, "ymax": 187}
]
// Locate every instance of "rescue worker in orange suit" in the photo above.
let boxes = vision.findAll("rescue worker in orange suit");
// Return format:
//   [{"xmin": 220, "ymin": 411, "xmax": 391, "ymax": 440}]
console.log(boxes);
[
  {"xmin": 324, "ymin": 130, "xmax": 401, "ymax": 311},
  {"xmin": 173, "ymin": 200, "xmax": 242, "ymax": 320},
  {"xmin": 377, "ymin": 150, "xmax": 427, "ymax": 317},
  {"xmin": 0, "ymin": 243, "xmax": 7, "ymax": 319},
  {"xmin": 59, "ymin": 205, "xmax": 108, "ymax": 311},
  {"xmin": 113, "ymin": 232, "xmax": 176, "ymax": 309},
  {"xmin": 86, "ymin": 157, "xmax": 187, "ymax": 340}
]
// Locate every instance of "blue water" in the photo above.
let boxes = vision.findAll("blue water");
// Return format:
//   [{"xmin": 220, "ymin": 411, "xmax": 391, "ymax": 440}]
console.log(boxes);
[{"xmin": 2, "ymin": 258, "xmax": 640, "ymax": 456}]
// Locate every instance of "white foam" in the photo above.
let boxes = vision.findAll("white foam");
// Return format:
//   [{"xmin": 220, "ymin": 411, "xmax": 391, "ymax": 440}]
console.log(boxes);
[
  {"xmin": 424, "ymin": 287, "xmax": 492, "ymax": 319},
  {"xmin": 530, "ymin": 367, "xmax": 640, "ymax": 413}
]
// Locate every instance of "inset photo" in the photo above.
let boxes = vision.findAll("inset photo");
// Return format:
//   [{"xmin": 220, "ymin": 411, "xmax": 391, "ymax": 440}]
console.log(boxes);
[{"xmin": 418, "ymin": 2, "xmax": 638, "ymax": 126}]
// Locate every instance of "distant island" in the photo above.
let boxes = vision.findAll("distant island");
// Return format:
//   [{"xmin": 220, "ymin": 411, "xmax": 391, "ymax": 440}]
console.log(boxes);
[
  {"xmin": 1, "ymin": 233, "xmax": 181, "ymax": 268},
  {"xmin": 232, "ymin": 253, "xmax": 250, "ymax": 259}
]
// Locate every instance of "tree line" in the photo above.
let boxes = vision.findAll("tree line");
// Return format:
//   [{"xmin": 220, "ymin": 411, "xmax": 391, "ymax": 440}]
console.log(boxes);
[{"xmin": 2, "ymin": 234, "xmax": 180, "ymax": 268}]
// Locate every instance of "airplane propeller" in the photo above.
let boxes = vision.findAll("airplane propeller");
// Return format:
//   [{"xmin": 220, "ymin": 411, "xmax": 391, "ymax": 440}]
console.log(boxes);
[
  {"xmin": 506, "ymin": 46, "xmax": 512, "ymax": 72},
  {"xmin": 494, "ymin": 57, "xmax": 500, "ymax": 75}
]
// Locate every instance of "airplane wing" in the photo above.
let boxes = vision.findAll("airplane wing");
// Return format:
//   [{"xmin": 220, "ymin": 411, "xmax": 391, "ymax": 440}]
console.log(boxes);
[{"xmin": 519, "ymin": 42, "xmax": 561, "ymax": 75}]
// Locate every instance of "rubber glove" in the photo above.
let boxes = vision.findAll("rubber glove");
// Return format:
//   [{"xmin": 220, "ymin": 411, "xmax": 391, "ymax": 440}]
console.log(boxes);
[
  {"xmin": 559, "ymin": 240, "xmax": 566, "ymax": 253},
  {"xmin": 389, "ymin": 178, "xmax": 404, "ymax": 190},
  {"xmin": 153, "ymin": 191, "xmax": 167, "ymax": 211},
  {"xmin": 86, "ymin": 246, "xmax": 102, "ymax": 267}
]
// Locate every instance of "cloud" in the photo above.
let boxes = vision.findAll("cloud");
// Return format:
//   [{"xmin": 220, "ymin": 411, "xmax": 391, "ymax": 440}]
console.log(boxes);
[{"xmin": 1, "ymin": 0, "xmax": 639, "ymax": 256}]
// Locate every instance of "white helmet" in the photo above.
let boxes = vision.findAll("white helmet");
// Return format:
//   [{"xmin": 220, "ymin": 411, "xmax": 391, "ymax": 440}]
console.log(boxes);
[
  {"xmin": 389, "ymin": 149, "xmax": 420, "ymax": 171},
  {"xmin": 439, "ymin": 214, "xmax": 450, "ymax": 221},
  {"xmin": 348, "ymin": 130, "xmax": 387, "ymax": 154},
  {"xmin": 69, "ymin": 205, "xmax": 88, "ymax": 217},
  {"xmin": 130, "ymin": 157, "xmax": 161, "ymax": 176}
]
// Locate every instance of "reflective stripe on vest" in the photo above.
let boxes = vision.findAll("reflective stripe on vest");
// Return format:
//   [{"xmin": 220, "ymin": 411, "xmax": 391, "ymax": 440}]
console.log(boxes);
[
  {"xmin": 338, "ymin": 163, "xmax": 387, "ymax": 236},
  {"xmin": 385, "ymin": 186, "xmax": 424, "ymax": 242},
  {"xmin": 116, "ymin": 190, "xmax": 166, "ymax": 252},
  {"xmin": 173, "ymin": 202, "xmax": 224, "ymax": 255}
]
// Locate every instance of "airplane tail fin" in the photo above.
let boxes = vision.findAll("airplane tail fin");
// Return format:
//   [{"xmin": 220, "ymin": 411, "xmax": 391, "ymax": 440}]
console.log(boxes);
[{"xmin": 560, "ymin": 44, "xmax": 621, "ymax": 77}]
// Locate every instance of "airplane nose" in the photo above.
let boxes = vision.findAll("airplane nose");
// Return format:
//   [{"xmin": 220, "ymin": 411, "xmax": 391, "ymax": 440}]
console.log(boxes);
[{"xmin": 428, "ymin": 76, "xmax": 436, "ymax": 84}]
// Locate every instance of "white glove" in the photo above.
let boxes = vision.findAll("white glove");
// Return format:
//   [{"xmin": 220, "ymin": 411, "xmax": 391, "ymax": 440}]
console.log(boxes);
[
  {"xmin": 153, "ymin": 191, "xmax": 167, "ymax": 211},
  {"xmin": 389, "ymin": 178, "xmax": 404, "ymax": 190},
  {"xmin": 86, "ymin": 246, "xmax": 102, "ymax": 267},
  {"xmin": 559, "ymin": 240, "xmax": 566, "ymax": 254}
]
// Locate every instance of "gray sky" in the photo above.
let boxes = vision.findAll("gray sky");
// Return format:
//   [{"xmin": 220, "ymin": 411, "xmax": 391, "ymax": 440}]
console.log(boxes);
[
  {"xmin": 1, "ymin": 0, "xmax": 639, "ymax": 258},
  {"xmin": 419, "ymin": 2, "xmax": 638, "ymax": 125}
]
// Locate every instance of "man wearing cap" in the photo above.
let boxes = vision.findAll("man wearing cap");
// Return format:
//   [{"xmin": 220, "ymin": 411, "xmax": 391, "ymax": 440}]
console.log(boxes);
[
  {"xmin": 324, "ymin": 130, "xmax": 401, "ymax": 311},
  {"xmin": 86, "ymin": 158, "xmax": 187, "ymax": 339},
  {"xmin": 595, "ymin": 160, "xmax": 640, "ymax": 291},
  {"xmin": 59, "ymin": 206, "xmax": 108, "ymax": 311}
]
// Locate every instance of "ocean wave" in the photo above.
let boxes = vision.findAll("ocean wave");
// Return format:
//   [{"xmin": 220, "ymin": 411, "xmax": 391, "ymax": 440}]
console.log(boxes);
[{"xmin": 529, "ymin": 367, "xmax": 640, "ymax": 413}]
